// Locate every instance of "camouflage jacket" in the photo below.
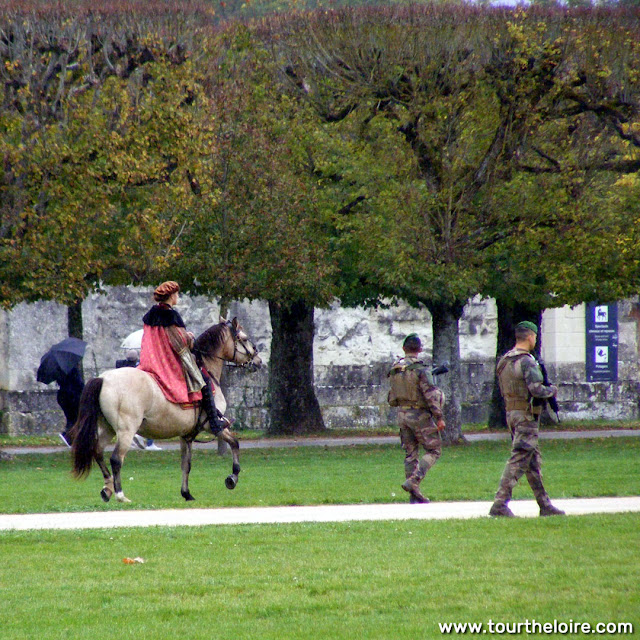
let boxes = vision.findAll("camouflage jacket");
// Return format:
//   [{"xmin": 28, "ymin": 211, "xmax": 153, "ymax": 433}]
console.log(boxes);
[
  {"xmin": 496, "ymin": 347, "xmax": 555, "ymax": 411},
  {"xmin": 387, "ymin": 356, "xmax": 444, "ymax": 421}
]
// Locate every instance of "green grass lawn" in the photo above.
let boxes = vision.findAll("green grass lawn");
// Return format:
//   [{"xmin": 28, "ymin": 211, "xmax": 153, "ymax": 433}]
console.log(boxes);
[
  {"xmin": 1, "ymin": 515, "xmax": 638, "ymax": 640},
  {"xmin": 1, "ymin": 438, "xmax": 639, "ymax": 513},
  {"xmin": 1, "ymin": 439, "xmax": 639, "ymax": 639}
]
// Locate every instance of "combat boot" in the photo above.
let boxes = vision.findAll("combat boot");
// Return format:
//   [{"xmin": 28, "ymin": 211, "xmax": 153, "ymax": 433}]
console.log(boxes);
[
  {"xmin": 539, "ymin": 503, "xmax": 565, "ymax": 517},
  {"xmin": 402, "ymin": 478, "xmax": 429, "ymax": 504},
  {"xmin": 489, "ymin": 501, "xmax": 515, "ymax": 517}
]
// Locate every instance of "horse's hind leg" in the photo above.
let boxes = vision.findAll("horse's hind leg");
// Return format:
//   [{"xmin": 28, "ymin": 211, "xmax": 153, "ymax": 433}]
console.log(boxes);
[
  {"xmin": 96, "ymin": 423, "xmax": 114, "ymax": 502},
  {"xmin": 96, "ymin": 451, "xmax": 114, "ymax": 502},
  {"xmin": 98, "ymin": 382, "xmax": 141, "ymax": 504},
  {"xmin": 219, "ymin": 428, "xmax": 241, "ymax": 490},
  {"xmin": 180, "ymin": 438, "xmax": 195, "ymax": 501},
  {"xmin": 110, "ymin": 436, "xmax": 134, "ymax": 503}
]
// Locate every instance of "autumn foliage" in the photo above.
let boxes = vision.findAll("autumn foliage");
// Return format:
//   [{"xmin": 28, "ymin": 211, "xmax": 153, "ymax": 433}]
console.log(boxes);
[{"xmin": 0, "ymin": 2, "xmax": 216, "ymax": 304}]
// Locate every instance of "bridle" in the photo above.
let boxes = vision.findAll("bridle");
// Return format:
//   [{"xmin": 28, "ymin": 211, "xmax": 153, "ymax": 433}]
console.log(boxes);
[
  {"xmin": 195, "ymin": 321, "xmax": 258, "ymax": 371},
  {"xmin": 227, "ymin": 322, "xmax": 258, "ymax": 367}
]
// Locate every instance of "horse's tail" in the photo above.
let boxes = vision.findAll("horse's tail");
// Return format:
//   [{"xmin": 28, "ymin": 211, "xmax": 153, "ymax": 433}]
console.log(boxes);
[{"xmin": 71, "ymin": 377, "xmax": 104, "ymax": 478}]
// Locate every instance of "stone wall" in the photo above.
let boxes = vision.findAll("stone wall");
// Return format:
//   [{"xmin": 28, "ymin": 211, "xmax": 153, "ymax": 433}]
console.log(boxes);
[{"xmin": 1, "ymin": 288, "xmax": 639, "ymax": 435}]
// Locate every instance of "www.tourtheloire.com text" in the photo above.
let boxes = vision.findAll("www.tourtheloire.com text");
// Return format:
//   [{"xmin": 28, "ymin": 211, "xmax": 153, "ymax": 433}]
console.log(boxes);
[{"xmin": 438, "ymin": 620, "xmax": 634, "ymax": 635}]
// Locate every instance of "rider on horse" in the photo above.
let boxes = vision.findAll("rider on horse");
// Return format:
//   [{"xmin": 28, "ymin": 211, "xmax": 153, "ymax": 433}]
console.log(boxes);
[{"xmin": 138, "ymin": 281, "xmax": 227, "ymax": 433}]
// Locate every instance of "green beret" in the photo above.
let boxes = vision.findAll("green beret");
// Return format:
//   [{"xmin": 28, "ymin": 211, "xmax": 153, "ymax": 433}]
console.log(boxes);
[
  {"xmin": 403, "ymin": 333, "xmax": 421, "ymax": 347},
  {"xmin": 516, "ymin": 321, "xmax": 538, "ymax": 334}
]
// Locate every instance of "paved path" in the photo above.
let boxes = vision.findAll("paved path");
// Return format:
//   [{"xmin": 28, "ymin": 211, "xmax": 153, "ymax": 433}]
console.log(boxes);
[
  {"xmin": 1, "ymin": 497, "xmax": 639, "ymax": 531},
  {"xmin": 3, "ymin": 429, "xmax": 640, "ymax": 456}
]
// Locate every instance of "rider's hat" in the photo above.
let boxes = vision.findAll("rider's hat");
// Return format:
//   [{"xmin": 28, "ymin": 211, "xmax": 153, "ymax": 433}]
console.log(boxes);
[{"xmin": 154, "ymin": 280, "xmax": 180, "ymax": 302}]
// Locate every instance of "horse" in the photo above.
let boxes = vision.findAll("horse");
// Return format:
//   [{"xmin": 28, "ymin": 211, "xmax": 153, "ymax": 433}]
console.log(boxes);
[{"xmin": 70, "ymin": 317, "xmax": 261, "ymax": 503}]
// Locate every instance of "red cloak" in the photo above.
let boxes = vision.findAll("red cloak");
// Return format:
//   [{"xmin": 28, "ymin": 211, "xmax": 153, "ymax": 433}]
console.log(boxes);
[{"xmin": 138, "ymin": 325, "xmax": 202, "ymax": 405}]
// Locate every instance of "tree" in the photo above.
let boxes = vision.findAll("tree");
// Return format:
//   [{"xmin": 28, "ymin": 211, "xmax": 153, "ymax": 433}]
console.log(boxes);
[
  {"xmin": 0, "ymin": 5, "xmax": 210, "ymax": 336},
  {"xmin": 265, "ymin": 5, "xmax": 573, "ymax": 441},
  {"xmin": 481, "ymin": 8, "xmax": 640, "ymax": 425},
  {"xmin": 267, "ymin": 4, "xmax": 640, "ymax": 438},
  {"xmin": 171, "ymin": 30, "xmax": 340, "ymax": 433}
]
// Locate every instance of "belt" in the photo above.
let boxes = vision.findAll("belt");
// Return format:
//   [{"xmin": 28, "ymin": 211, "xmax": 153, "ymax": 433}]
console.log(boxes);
[
  {"xmin": 505, "ymin": 398, "xmax": 543, "ymax": 416},
  {"xmin": 398, "ymin": 404, "xmax": 427, "ymax": 410},
  {"xmin": 505, "ymin": 398, "xmax": 529, "ymax": 411}
]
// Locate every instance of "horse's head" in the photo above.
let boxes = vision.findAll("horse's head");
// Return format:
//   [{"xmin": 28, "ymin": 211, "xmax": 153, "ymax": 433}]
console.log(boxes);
[
  {"xmin": 225, "ymin": 317, "xmax": 262, "ymax": 371},
  {"xmin": 194, "ymin": 317, "xmax": 262, "ymax": 372}
]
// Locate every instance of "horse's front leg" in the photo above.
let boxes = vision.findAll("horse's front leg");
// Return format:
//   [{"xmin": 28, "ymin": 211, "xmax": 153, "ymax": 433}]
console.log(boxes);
[
  {"xmin": 180, "ymin": 438, "xmax": 195, "ymax": 501},
  {"xmin": 219, "ymin": 428, "xmax": 241, "ymax": 490}
]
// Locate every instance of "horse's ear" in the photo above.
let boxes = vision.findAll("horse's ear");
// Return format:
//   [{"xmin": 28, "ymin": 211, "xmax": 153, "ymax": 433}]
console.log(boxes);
[
  {"xmin": 231, "ymin": 317, "xmax": 240, "ymax": 330},
  {"xmin": 219, "ymin": 315, "xmax": 227, "ymax": 324}
]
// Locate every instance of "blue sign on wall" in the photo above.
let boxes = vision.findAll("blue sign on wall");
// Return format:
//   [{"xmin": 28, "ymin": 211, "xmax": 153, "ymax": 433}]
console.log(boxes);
[{"xmin": 585, "ymin": 303, "xmax": 618, "ymax": 382}]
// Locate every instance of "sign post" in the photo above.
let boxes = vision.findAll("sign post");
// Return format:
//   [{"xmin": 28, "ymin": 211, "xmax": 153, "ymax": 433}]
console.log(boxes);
[{"xmin": 585, "ymin": 303, "xmax": 618, "ymax": 382}]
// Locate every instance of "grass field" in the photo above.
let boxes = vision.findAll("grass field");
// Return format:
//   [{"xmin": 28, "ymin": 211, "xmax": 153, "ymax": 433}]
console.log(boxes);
[
  {"xmin": 1, "ymin": 438, "xmax": 639, "ymax": 513},
  {"xmin": 1, "ymin": 515, "xmax": 638, "ymax": 639},
  {"xmin": 1, "ymin": 438, "xmax": 639, "ymax": 639}
]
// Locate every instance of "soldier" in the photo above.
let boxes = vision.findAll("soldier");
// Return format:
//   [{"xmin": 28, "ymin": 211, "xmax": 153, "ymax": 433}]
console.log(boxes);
[
  {"xmin": 489, "ymin": 321, "xmax": 565, "ymax": 517},
  {"xmin": 388, "ymin": 333, "xmax": 446, "ymax": 504}
]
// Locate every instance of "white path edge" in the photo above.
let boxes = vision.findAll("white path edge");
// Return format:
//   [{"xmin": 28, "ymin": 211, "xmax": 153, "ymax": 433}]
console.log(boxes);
[
  {"xmin": 4, "ymin": 429, "xmax": 640, "ymax": 456},
  {"xmin": 1, "ymin": 497, "xmax": 639, "ymax": 531}
]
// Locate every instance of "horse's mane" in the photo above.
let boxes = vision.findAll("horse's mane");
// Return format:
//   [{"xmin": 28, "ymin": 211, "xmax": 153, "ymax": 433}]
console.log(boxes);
[{"xmin": 194, "ymin": 322, "xmax": 229, "ymax": 359}]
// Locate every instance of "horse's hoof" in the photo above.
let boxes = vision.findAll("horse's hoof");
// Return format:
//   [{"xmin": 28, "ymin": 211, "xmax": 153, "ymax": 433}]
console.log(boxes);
[
  {"xmin": 225, "ymin": 474, "xmax": 238, "ymax": 490},
  {"xmin": 182, "ymin": 491, "xmax": 196, "ymax": 501},
  {"xmin": 100, "ymin": 489, "xmax": 111, "ymax": 503},
  {"xmin": 116, "ymin": 492, "xmax": 131, "ymax": 503}
]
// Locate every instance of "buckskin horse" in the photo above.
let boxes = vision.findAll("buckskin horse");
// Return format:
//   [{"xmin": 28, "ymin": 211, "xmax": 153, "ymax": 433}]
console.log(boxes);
[{"xmin": 71, "ymin": 318, "xmax": 261, "ymax": 503}]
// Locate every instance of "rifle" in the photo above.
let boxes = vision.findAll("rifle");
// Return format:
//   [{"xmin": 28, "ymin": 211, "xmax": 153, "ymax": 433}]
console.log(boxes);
[
  {"xmin": 534, "ymin": 360, "xmax": 560, "ymax": 423},
  {"xmin": 431, "ymin": 361, "xmax": 449, "ymax": 377}
]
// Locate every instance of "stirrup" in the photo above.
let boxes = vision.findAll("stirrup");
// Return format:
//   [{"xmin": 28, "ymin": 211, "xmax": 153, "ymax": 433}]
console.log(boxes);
[{"xmin": 207, "ymin": 410, "xmax": 228, "ymax": 435}]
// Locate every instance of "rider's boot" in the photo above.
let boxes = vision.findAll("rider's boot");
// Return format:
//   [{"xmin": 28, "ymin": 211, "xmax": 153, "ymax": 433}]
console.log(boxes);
[{"xmin": 201, "ymin": 382, "xmax": 228, "ymax": 435}]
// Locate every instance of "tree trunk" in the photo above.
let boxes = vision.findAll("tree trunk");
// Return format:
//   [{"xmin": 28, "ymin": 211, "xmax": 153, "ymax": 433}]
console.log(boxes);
[
  {"xmin": 426, "ymin": 300, "xmax": 465, "ymax": 444},
  {"xmin": 267, "ymin": 300, "xmax": 326, "ymax": 435},
  {"xmin": 218, "ymin": 296, "xmax": 231, "ymax": 321},
  {"xmin": 67, "ymin": 298, "xmax": 85, "ymax": 377},
  {"xmin": 487, "ymin": 300, "xmax": 543, "ymax": 429},
  {"xmin": 67, "ymin": 299, "xmax": 84, "ymax": 339}
]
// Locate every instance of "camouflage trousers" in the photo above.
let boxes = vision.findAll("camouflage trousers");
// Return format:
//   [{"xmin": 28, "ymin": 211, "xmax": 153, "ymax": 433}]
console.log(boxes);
[
  {"xmin": 494, "ymin": 410, "xmax": 551, "ymax": 507},
  {"xmin": 398, "ymin": 409, "xmax": 442, "ymax": 484}
]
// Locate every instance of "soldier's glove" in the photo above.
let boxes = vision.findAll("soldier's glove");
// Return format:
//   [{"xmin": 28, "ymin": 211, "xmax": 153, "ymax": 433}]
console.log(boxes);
[{"xmin": 436, "ymin": 419, "xmax": 446, "ymax": 432}]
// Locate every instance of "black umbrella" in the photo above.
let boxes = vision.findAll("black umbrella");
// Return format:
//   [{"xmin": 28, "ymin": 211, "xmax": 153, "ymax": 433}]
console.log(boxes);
[{"xmin": 36, "ymin": 337, "xmax": 87, "ymax": 385}]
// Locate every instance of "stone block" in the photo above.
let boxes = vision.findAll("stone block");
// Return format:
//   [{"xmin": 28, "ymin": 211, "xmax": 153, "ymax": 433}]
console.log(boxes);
[
  {"xmin": 2, "ymin": 390, "xmax": 58, "ymax": 412},
  {"xmin": 463, "ymin": 362, "xmax": 491, "ymax": 384},
  {"xmin": 461, "ymin": 402, "xmax": 489, "ymax": 424},
  {"xmin": 1, "ymin": 407, "xmax": 63, "ymax": 436},
  {"xmin": 320, "ymin": 405, "xmax": 390, "ymax": 429}
]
